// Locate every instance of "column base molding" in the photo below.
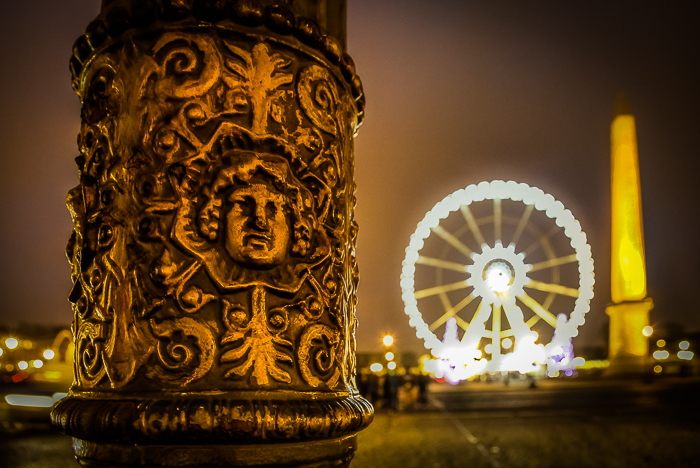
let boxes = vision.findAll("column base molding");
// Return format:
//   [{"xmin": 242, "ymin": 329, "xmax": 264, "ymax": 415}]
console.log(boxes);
[{"xmin": 73, "ymin": 435, "xmax": 356, "ymax": 468}]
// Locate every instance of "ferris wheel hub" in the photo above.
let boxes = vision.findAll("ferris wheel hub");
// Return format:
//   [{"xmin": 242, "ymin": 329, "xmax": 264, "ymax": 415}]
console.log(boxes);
[
  {"xmin": 483, "ymin": 259, "xmax": 514, "ymax": 292},
  {"xmin": 467, "ymin": 242, "xmax": 531, "ymax": 305}
]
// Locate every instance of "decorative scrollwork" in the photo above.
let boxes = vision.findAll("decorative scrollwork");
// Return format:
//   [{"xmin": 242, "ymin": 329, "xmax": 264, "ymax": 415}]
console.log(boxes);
[
  {"xmin": 76, "ymin": 322, "xmax": 106, "ymax": 387},
  {"xmin": 152, "ymin": 33, "xmax": 222, "ymax": 100},
  {"xmin": 299, "ymin": 324, "xmax": 341, "ymax": 389},
  {"xmin": 149, "ymin": 317, "xmax": 215, "ymax": 385},
  {"xmin": 298, "ymin": 65, "xmax": 340, "ymax": 137}
]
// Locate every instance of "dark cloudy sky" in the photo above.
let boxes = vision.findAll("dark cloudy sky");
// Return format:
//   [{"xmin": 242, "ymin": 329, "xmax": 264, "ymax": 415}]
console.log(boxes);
[{"xmin": 0, "ymin": 1, "xmax": 698, "ymax": 355}]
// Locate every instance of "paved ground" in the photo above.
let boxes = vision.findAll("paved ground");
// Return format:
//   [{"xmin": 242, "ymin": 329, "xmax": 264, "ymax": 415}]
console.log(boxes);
[
  {"xmin": 2, "ymin": 377, "xmax": 700, "ymax": 468},
  {"xmin": 1, "ymin": 429, "xmax": 76, "ymax": 468},
  {"xmin": 355, "ymin": 377, "xmax": 700, "ymax": 468},
  {"xmin": 355, "ymin": 405, "xmax": 700, "ymax": 467}
]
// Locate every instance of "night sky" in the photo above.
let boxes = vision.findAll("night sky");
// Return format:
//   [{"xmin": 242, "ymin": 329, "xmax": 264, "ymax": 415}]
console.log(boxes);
[{"xmin": 0, "ymin": 1, "xmax": 698, "ymax": 355}]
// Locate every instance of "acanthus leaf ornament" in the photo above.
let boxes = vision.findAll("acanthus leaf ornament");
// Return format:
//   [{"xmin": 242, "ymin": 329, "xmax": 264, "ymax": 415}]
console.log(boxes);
[{"xmin": 220, "ymin": 286, "xmax": 293, "ymax": 385}]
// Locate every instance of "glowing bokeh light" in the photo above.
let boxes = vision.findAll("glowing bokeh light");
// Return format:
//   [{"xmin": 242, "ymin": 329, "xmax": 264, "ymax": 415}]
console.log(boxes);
[
  {"xmin": 642, "ymin": 326, "xmax": 653, "ymax": 337},
  {"xmin": 388, "ymin": 361, "xmax": 397, "ymax": 370},
  {"xmin": 652, "ymin": 350, "xmax": 669, "ymax": 360},
  {"xmin": 678, "ymin": 351, "xmax": 694, "ymax": 360},
  {"xmin": 572, "ymin": 357, "xmax": 585, "ymax": 367},
  {"xmin": 18, "ymin": 361, "xmax": 28, "ymax": 370},
  {"xmin": 385, "ymin": 352, "xmax": 394, "ymax": 361},
  {"xmin": 653, "ymin": 365, "xmax": 662, "ymax": 374},
  {"xmin": 656, "ymin": 339, "xmax": 666, "ymax": 348},
  {"xmin": 679, "ymin": 341, "xmax": 690, "ymax": 350},
  {"xmin": 33, "ymin": 360, "xmax": 43, "ymax": 368},
  {"xmin": 485, "ymin": 263, "xmax": 512, "ymax": 293},
  {"xmin": 382, "ymin": 335, "xmax": 394, "ymax": 347},
  {"xmin": 43, "ymin": 349, "xmax": 55, "ymax": 360},
  {"xmin": 0, "ymin": 348, "xmax": 3, "ymax": 357},
  {"xmin": 370, "ymin": 363, "xmax": 383, "ymax": 373},
  {"xmin": 5, "ymin": 338, "xmax": 18, "ymax": 349},
  {"xmin": 5, "ymin": 394, "xmax": 55, "ymax": 408}
]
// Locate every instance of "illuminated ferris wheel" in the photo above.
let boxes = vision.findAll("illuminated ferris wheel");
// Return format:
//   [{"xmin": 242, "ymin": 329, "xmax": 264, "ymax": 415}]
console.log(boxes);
[{"xmin": 401, "ymin": 181, "xmax": 594, "ymax": 378}]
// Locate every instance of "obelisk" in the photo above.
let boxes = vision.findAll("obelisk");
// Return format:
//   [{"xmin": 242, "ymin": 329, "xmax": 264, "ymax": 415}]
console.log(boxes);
[{"xmin": 606, "ymin": 96, "xmax": 654, "ymax": 375}]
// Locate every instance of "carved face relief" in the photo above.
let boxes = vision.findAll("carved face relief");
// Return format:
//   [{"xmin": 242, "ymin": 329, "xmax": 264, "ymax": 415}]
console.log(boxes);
[
  {"xmin": 225, "ymin": 182, "xmax": 290, "ymax": 268},
  {"xmin": 174, "ymin": 148, "xmax": 330, "ymax": 294}
]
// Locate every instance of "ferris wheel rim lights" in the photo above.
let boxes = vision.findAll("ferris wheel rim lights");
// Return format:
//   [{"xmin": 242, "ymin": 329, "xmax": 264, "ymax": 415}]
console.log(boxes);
[{"xmin": 400, "ymin": 180, "xmax": 595, "ymax": 355}]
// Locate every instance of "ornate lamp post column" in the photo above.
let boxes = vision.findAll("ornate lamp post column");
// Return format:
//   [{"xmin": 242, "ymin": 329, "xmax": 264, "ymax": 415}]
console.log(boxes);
[{"xmin": 51, "ymin": 1, "xmax": 372, "ymax": 466}]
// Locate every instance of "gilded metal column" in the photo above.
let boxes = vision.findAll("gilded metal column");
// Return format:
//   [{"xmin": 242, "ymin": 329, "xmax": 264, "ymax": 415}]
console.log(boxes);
[{"xmin": 51, "ymin": 1, "xmax": 372, "ymax": 466}]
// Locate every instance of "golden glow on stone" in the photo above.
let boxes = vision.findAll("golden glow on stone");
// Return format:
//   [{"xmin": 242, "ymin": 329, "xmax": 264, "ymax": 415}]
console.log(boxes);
[
  {"xmin": 606, "ymin": 104, "xmax": 654, "ymax": 373},
  {"xmin": 607, "ymin": 301, "xmax": 652, "ymax": 357},
  {"xmin": 610, "ymin": 114, "xmax": 647, "ymax": 303}
]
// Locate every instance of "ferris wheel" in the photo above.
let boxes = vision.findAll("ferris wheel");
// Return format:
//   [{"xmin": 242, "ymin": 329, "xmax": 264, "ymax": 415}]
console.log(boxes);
[{"xmin": 401, "ymin": 181, "xmax": 594, "ymax": 378}]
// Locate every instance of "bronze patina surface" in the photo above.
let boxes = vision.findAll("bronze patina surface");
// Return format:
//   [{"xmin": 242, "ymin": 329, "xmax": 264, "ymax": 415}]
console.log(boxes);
[{"xmin": 51, "ymin": 1, "xmax": 371, "ymax": 466}]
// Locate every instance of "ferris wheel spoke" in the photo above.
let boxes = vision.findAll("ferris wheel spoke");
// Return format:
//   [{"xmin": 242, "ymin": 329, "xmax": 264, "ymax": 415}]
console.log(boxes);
[
  {"xmin": 454, "ymin": 316, "xmax": 470, "ymax": 332},
  {"xmin": 525, "ymin": 315, "xmax": 541, "ymax": 328},
  {"xmin": 429, "ymin": 293, "xmax": 476, "ymax": 331},
  {"xmin": 494, "ymin": 198, "xmax": 502, "ymax": 243},
  {"xmin": 529, "ymin": 254, "xmax": 578, "ymax": 272},
  {"xmin": 414, "ymin": 281, "xmax": 470, "ymax": 299},
  {"xmin": 438, "ymin": 292, "xmax": 452, "ymax": 313},
  {"xmin": 522, "ymin": 225, "xmax": 561, "ymax": 259},
  {"xmin": 416, "ymin": 255, "xmax": 469, "ymax": 273},
  {"xmin": 510, "ymin": 204, "xmax": 534, "ymax": 247},
  {"xmin": 460, "ymin": 205, "xmax": 486, "ymax": 246},
  {"xmin": 525, "ymin": 279, "xmax": 579, "ymax": 298},
  {"xmin": 491, "ymin": 303, "xmax": 502, "ymax": 357},
  {"xmin": 522, "ymin": 236, "xmax": 544, "ymax": 258},
  {"xmin": 542, "ymin": 293, "xmax": 556, "ymax": 310},
  {"xmin": 460, "ymin": 299, "xmax": 490, "ymax": 345},
  {"xmin": 430, "ymin": 225, "xmax": 473, "ymax": 258},
  {"xmin": 518, "ymin": 293, "xmax": 558, "ymax": 327}
]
